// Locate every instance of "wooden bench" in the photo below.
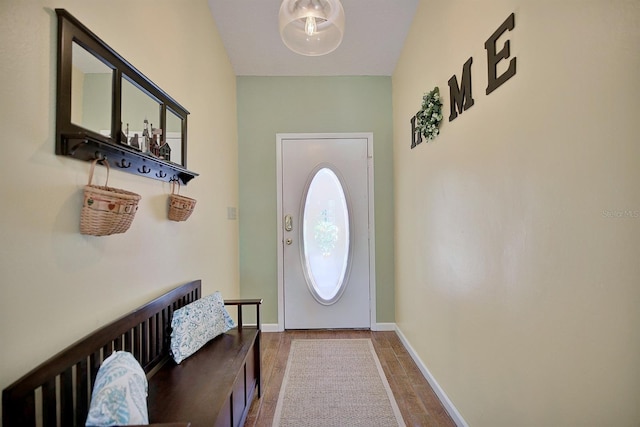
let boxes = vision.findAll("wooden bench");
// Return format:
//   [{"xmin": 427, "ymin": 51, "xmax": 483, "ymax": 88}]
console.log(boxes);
[{"xmin": 2, "ymin": 280, "xmax": 262, "ymax": 427}]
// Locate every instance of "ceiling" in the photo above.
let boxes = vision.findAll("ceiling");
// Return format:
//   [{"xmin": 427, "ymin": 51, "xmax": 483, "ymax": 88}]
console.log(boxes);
[{"xmin": 207, "ymin": 0, "xmax": 419, "ymax": 76}]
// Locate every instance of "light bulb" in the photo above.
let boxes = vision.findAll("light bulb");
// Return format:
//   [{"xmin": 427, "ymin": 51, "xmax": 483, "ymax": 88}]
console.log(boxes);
[
  {"xmin": 279, "ymin": 0, "xmax": 345, "ymax": 56},
  {"xmin": 305, "ymin": 16, "xmax": 316, "ymax": 36}
]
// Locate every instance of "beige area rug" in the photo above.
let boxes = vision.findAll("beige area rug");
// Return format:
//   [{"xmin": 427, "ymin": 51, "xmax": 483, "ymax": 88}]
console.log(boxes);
[{"xmin": 272, "ymin": 339, "xmax": 406, "ymax": 427}]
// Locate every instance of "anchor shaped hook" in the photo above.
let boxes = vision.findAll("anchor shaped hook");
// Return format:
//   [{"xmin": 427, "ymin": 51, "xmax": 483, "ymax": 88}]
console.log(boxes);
[
  {"xmin": 156, "ymin": 170, "xmax": 167, "ymax": 179},
  {"xmin": 116, "ymin": 158, "xmax": 131, "ymax": 168},
  {"xmin": 137, "ymin": 165, "xmax": 151, "ymax": 174},
  {"xmin": 69, "ymin": 139, "xmax": 89, "ymax": 156},
  {"xmin": 94, "ymin": 152, "xmax": 107, "ymax": 163}
]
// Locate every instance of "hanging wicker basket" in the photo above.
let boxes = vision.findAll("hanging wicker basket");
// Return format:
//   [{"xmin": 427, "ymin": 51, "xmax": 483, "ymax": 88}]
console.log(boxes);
[
  {"xmin": 80, "ymin": 159, "xmax": 141, "ymax": 236},
  {"xmin": 168, "ymin": 180, "xmax": 196, "ymax": 222}
]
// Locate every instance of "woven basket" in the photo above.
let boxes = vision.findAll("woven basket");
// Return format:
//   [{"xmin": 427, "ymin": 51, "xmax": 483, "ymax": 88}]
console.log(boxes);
[
  {"xmin": 168, "ymin": 180, "xmax": 196, "ymax": 222},
  {"xmin": 80, "ymin": 159, "xmax": 141, "ymax": 236}
]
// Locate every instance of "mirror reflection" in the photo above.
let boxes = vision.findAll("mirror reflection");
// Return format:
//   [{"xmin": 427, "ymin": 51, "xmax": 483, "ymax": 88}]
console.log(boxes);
[
  {"xmin": 165, "ymin": 108, "xmax": 183, "ymax": 165},
  {"xmin": 121, "ymin": 76, "xmax": 161, "ymax": 155},
  {"xmin": 71, "ymin": 42, "xmax": 112, "ymax": 136}
]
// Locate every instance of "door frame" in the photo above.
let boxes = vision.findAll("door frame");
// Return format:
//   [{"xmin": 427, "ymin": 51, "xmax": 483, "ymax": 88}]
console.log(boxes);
[{"xmin": 276, "ymin": 132, "xmax": 376, "ymax": 331}]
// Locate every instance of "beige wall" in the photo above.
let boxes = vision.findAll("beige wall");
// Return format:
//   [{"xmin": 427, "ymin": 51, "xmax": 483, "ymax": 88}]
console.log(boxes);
[
  {"xmin": 0, "ymin": 0, "xmax": 238, "ymax": 421},
  {"xmin": 393, "ymin": 1, "xmax": 640, "ymax": 426}
]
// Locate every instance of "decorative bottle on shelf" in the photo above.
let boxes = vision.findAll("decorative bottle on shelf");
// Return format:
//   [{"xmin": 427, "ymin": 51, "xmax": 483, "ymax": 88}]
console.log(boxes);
[{"xmin": 141, "ymin": 118, "xmax": 150, "ymax": 153}]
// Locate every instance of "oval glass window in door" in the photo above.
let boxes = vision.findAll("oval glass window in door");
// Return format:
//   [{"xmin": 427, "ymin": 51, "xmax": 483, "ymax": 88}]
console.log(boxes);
[{"xmin": 302, "ymin": 167, "xmax": 351, "ymax": 305}]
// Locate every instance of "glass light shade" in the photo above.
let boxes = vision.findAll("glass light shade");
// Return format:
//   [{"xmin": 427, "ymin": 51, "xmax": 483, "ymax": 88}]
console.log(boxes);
[{"xmin": 279, "ymin": 0, "xmax": 345, "ymax": 56}]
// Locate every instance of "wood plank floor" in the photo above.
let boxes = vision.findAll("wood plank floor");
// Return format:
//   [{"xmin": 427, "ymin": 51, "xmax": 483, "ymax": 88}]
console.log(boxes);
[{"xmin": 244, "ymin": 330, "xmax": 455, "ymax": 427}]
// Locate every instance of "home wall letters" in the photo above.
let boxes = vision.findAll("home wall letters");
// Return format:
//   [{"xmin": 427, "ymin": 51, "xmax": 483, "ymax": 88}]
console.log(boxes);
[
  {"xmin": 448, "ymin": 12, "xmax": 516, "ymax": 122},
  {"xmin": 411, "ymin": 12, "xmax": 517, "ymax": 148}
]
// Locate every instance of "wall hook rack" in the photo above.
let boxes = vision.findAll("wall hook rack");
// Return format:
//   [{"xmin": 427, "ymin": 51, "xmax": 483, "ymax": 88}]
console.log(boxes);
[
  {"xmin": 54, "ymin": 9, "xmax": 198, "ymax": 186},
  {"xmin": 59, "ymin": 133, "xmax": 197, "ymax": 184}
]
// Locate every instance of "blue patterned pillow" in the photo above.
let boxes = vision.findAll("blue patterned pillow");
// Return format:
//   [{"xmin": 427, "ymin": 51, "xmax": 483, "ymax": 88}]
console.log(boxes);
[
  {"xmin": 86, "ymin": 351, "xmax": 148, "ymax": 426},
  {"xmin": 170, "ymin": 291, "xmax": 236, "ymax": 364}
]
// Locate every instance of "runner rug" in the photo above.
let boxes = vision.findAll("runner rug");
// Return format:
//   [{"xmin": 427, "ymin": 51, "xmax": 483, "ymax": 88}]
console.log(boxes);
[{"xmin": 272, "ymin": 339, "xmax": 406, "ymax": 427}]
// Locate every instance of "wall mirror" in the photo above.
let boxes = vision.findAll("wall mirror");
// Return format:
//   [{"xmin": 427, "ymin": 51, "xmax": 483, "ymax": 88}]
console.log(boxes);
[
  {"xmin": 56, "ymin": 9, "xmax": 197, "ymax": 184},
  {"xmin": 121, "ymin": 76, "xmax": 161, "ymax": 153},
  {"xmin": 71, "ymin": 42, "xmax": 112, "ymax": 136},
  {"xmin": 166, "ymin": 108, "xmax": 184, "ymax": 166}
]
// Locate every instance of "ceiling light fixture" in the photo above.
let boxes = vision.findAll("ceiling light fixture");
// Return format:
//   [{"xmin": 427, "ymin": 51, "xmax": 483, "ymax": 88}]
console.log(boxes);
[{"xmin": 279, "ymin": 0, "xmax": 345, "ymax": 56}]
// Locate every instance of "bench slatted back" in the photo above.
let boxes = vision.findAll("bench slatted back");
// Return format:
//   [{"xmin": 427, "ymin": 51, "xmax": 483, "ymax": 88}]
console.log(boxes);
[{"xmin": 2, "ymin": 280, "xmax": 201, "ymax": 427}]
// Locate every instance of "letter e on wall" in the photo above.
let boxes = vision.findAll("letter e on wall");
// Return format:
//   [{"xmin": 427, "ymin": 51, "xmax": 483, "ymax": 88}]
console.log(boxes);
[{"xmin": 485, "ymin": 12, "xmax": 516, "ymax": 95}]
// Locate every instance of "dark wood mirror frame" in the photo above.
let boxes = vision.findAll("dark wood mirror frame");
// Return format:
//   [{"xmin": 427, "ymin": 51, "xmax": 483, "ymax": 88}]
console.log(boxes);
[{"xmin": 55, "ymin": 9, "xmax": 198, "ymax": 184}]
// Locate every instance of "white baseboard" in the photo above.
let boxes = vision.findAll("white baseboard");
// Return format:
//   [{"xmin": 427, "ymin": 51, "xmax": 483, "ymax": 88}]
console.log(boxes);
[
  {"xmin": 373, "ymin": 322, "xmax": 397, "ymax": 331},
  {"xmin": 261, "ymin": 323, "xmax": 395, "ymax": 332},
  {"xmin": 262, "ymin": 323, "xmax": 282, "ymax": 332},
  {"xmin": 394, "ymin": 327, "xmax": 468, "ymax": 427}
]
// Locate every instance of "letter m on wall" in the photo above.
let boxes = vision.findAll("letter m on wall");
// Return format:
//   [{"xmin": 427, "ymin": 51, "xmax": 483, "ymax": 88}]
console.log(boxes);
[{"xmin": 448, "ymin": 57, "xmax": 474, "ymax": 122}]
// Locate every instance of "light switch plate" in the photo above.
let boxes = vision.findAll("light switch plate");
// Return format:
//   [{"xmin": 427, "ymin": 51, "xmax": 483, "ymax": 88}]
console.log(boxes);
[{"xmin": 227, "ymin": 207, "xmax": 237, "ymax": 220}]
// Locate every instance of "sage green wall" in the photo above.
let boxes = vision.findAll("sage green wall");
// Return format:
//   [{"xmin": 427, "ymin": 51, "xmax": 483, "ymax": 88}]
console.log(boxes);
[{"xmin": 237, "ymin": 76, "xmax": 394, "ymax": 325}]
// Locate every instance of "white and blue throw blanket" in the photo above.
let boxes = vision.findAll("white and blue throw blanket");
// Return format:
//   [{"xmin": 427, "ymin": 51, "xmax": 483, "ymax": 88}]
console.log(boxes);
[{"xmin": 86, "ymin": 351, "xmax": 149, "ymax": 426}]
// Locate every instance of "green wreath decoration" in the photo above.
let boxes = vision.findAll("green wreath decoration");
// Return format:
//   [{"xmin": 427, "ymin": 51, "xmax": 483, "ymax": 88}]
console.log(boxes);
[{"xmin": 415, "ymin": 87, "xmax": 443, "ymax": 141}]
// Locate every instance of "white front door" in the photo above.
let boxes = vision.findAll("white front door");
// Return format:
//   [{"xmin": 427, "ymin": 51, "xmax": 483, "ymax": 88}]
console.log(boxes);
[{"xmin": 276, "ymin": 133, "xmax": 375, "ymax": 329}]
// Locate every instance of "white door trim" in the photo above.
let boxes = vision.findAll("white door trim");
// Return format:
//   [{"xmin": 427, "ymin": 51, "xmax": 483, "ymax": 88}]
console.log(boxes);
[{"xmin": 276, "ymin": 132, "xmax": 376, "ymax": 331}]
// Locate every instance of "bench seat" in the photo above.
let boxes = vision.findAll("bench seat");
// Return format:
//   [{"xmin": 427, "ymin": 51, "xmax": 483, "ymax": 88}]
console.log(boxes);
[
  {"xmin": 2, "ymin": 280, "xmax": 262, "ymax": 427},
  {"xmin": 149, "ymin": 328, "xmax": 259, "ymax": 427}
]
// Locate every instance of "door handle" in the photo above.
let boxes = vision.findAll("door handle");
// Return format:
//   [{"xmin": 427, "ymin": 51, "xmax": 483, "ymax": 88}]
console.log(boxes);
[{"xmin": 284, "ymin": 214, "xmax": 293, "ymax": 232}]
